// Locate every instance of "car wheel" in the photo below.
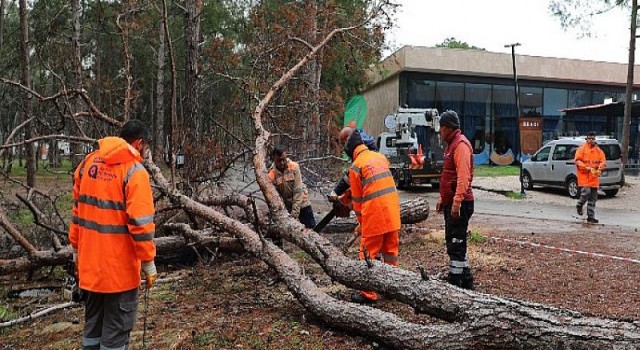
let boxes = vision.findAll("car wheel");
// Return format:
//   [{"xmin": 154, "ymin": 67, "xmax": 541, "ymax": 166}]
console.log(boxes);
[
  {"xmin": 604, "ymin": 189, "xmax": 619, "ymax": 197},
  {"xmin": 521, "ymin": 171, "xmax": 533, "ymax": 190},
  {"xmin": 566, "ymin": 176, "xmax": 579, "ymax": 199}
]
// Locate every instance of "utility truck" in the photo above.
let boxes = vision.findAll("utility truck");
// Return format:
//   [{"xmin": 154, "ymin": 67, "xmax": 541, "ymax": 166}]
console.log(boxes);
[{"xmin": 377, "ymin": 108, "xmax": 444, "ymax": 189}]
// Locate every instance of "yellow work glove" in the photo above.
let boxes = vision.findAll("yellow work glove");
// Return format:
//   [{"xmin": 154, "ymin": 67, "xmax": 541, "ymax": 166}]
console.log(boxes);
[{"xmin": 142, "ymin": 261, "xmax": 157, "ymax": 289}]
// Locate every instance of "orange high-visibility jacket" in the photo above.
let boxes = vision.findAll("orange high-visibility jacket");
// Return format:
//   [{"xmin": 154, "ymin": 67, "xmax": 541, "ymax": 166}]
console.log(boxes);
[
  {"xmin": 69, "ymin": 137, "xmax": 156, "ymax": 293},
  {"xmin": 574, "ymin": 142, "xmax": 606, "ymax": 188},
  {"xmin": 268, "ymin": 159, "xmax": 311, "ymax": 218},
  {"xmin": 349, "ymin": 144, "xmax": 401, "ymax": 237}
]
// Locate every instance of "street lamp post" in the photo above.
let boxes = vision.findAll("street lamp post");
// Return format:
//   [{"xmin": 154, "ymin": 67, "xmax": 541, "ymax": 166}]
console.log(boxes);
[{"xmin": 505, "ymin": 43, "xmax": 526, "ymax": 197}]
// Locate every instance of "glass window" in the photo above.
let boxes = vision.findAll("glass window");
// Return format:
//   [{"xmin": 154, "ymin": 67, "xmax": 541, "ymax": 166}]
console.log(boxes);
[
  {"xmin": 568, "ymin": 90, "xmax": 592, "ymax": 107},
  {"xmin": 600, "ymin": 144, "xmax": 621, "ymax": 160},
  {"xmin": 520, "ymin": 86, "xmax": 543, "ymax": 117},
  {"xmin": 464, "ymin": 84, "xmax": 491, "ymax": 154},
  {"xmin": 435, "ymin": 82, "xmax": 464, "ymax": 114},
  {"xmin": 406, "ymin": 79, "xmax": 435, "ymax": 108},
  {"xmin": 592, "ymin": 91, "xmax": 617, "ymax": 104},
  {"xmin": 543, "ymin": 88, "xmax": 567, "ymax": 116},
  {"xmin": 493, "ymin": 85, "xmax": 517, "ymax": 117},
  {"xmin": 465, "ymin": 83, "xmax": 492, "ymax": 116},
  {"xmin": 532, "ymin": 146, "xmax": 551, "ymax": 162},
  {"xmin": 552, "ymin": 144, "xmax": 577, "ymax": 161}
]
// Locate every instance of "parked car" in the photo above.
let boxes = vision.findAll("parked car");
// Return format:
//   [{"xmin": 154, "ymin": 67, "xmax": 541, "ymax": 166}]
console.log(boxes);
[{"xmin": 521, "ymin": 136, "xmax": 623, "ymax": 198}]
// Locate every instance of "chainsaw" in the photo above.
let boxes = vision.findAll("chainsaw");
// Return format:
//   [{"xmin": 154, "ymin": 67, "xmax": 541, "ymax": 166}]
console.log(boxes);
[
  {"xmin": 312, "ymin": 190, "xmax": 352, "ymax": 233},
  {"xmin": 63, "ymin": 260, "xmax": 85, "ymax": 302}
]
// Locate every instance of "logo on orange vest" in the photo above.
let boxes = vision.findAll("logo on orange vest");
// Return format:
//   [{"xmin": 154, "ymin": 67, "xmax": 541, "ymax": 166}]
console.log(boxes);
[{"xmin": 88, "ymin": 165, "xmax": 99, "ymax": 179}]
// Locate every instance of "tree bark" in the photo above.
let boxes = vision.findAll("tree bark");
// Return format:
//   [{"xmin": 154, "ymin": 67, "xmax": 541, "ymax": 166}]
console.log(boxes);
[
  {"xmin": 184, "ymin": 0, "xmax": 202, "ymax": 139},
  {"xmin": 0, "ymin": 0, "xmax": 5, "ymax": 52},
  {"xmin": 154, "ymin": 17, "xmax": 166, "ymax": 161},
  {"xmin": 322, "ymin": 197, "xmax": 430, "ymax": 233},
  {"xmin": 18, "ymin": 0, "xmax": 35, "ymax": 188},
  {"xmin": 162, "ymin": 0, "xmax": 178, "ymax": 186}
]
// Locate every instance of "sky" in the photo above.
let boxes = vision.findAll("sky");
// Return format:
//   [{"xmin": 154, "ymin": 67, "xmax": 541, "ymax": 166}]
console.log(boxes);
[{"xmin": 387, "ymin": 0, "xmax": 633, "ymax": 63}]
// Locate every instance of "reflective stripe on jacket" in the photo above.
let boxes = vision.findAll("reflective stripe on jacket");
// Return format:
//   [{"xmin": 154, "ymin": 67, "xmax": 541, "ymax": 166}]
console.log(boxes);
[
  {"xmin": 349, "ymin": 144, "xmax": 401, "ymax": 237},
  {"xmin": 575, "ymin": 143, "xmax": 606, "ymax": 187},
  {"xmin": 268, "ymin": 159, "xmax": 311, "ymax": 218},
  {"xmin": 69, "ymin": 137, "xmax": 156, "ymax": 293}
]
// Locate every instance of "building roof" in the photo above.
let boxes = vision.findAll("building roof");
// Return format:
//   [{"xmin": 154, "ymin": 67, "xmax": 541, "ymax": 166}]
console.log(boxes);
[
  {"xmin": 561, "ymin": 100, "xmax": 640, "ymax": 116},
  {"xmin": 368, "ymin": 46, "xmax": 640, "ymax": 90}
]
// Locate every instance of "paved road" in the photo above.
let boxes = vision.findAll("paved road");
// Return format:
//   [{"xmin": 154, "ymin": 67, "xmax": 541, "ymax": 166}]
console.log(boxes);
[{"xmin": 399, "ymin": 186, "xmax": 640, "ymax": 229}]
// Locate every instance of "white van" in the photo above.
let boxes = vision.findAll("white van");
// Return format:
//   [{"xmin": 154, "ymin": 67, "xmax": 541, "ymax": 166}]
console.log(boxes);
[{"xmin": 521, "ymin": 136, "xmax": 623, "ymax": 198}]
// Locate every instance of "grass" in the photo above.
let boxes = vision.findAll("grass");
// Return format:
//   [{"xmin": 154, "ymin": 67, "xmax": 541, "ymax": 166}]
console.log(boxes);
[
  {"xmin": 468, "ymin": 229, "xmax": 487, "ymax": 244},
  {"xmin": 9, "ymin": 207, "xmax": 34, "ymax": 224},
  {"xmin": 4, "ymin": 159, "xmax": 73, "ymax": 177},
  {"xmin": 505, "ymin": 191, "xmax": 525, "ymax": 200},
  {"xmin": 0, "ymin": 304, "xmax": 18, "ymax": 322},
  {"xmin": 474, "ymin": 165, "xmax": 520, "ymax": 177}
]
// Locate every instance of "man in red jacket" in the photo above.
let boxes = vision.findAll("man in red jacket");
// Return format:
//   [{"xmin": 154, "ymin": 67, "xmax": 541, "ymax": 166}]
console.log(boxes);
[
  {"xmin": 436, "ymin": 110, "xmax": 475, "ymax": 290},
  {"xmin": 69, "ymin": 120, "xmax": 157, "ymax": 350}
]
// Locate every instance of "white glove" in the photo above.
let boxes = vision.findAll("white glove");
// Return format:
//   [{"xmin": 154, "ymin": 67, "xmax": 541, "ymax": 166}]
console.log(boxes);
[
  {"xmin": 142, "ymin": 261, "xmax": 157, "ymax": 288},
  {"xmin": 72, "ymin": 249, "xmax": 78, "ymax": 263}
]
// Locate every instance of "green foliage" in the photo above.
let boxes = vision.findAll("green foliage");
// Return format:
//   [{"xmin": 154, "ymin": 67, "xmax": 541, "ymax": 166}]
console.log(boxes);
[
  {"xmin": 474, "ymin": 165, "xmax": 520, "ymax": 177},
  {"xmin": 10, "ymin": 207, "xmax": 33, "ymax": 224},
  {"xmin": 468, "ymin": 229, "xmax": 487, "ymax": 244},
  {"xmin": 0, "ymin": 304, "xmax": 18, "ymax": 322},
  {"xmin": 505, "ymin": 191, "xmax": 525, "ymax": 200},
  {"xmin": 549, "ymin": 0, "xmax": 630, "ymax": 36},
  {"xmin": 435, "ymin": 37, "xmax": 485, "ymax": 50},
  {"xmin": 194, "ymin": 331, "xmax": 231, "ymax": 347}
]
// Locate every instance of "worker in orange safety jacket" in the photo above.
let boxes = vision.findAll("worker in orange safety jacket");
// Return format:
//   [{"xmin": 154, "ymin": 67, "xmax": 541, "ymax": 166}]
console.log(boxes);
[
  {"xmin": 574, "ymin": 131, "xmax": 606, "ymax": 224},
  {"xmin": 69, "ymin": 120, "xmax": 157, "ymax": 350},
  {"xmin": 344, "ymin": 129, "xmax": 401, "ymax": 304}
]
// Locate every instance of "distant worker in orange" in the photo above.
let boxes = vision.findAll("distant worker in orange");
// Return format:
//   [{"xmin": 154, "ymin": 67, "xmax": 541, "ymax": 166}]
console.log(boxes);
[
  {"xmin": 343, "ymin": 129, "xmax": 401, "ymax": 304},
  {"xmin": 436, "ymin": 110, "xmax": 475, "ymax": 290},
  {"xmin": 575, "ymin": 131, "xmax": 606, "ymax": 223},
  {"xmin": 268, "ymin": 146, "xmax": 316, "ymax": 229},
  {"xmin": 69, "ymin": 120, "xmax": 157, "ymax": 350}
]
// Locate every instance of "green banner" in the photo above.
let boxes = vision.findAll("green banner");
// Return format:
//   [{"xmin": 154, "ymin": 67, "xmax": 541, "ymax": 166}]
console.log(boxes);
[{"xmin": 343, "ymin": 95, "xmax": 367, "ymax": 128}]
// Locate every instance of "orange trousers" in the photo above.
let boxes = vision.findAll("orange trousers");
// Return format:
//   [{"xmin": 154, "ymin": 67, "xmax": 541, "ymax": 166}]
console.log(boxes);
[{"xmin": 358, "ymin": 230, "xmax": 399, "ymax": 301}]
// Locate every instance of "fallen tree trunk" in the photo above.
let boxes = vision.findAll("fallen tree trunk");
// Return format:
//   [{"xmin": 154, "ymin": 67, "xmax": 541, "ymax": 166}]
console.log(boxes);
[
  {"xmin": 322, "ymin": 197, "xmax": 429, "ymax": 233},
  {"xmin": 146, "ymin": 156, "xmax": 640, "ymax": 349}
]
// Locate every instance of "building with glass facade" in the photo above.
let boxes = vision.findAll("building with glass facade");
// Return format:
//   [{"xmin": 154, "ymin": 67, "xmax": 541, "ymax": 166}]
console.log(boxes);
[{"xmin": 361, "ymin": 46, "xmax": 640, "ymax": 164}]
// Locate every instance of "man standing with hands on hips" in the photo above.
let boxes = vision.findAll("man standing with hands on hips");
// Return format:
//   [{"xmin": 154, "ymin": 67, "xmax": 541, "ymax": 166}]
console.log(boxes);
[
  {"xmin": 436, "ymin": 110, "xmax": 475, "ymax": 290},
  {"xmin": 69, "ymin": 120, "xmax": 157, "ymax": 350}
]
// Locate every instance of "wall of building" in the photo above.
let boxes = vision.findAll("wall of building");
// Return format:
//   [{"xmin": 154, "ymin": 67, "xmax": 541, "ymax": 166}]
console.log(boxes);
[
  {"xmin": 359, "ymin": 46, "xmax": 640, "ymax": 161},
  {"xmin": 389, "ymin": 46, "xmax": 640, "ymax": 86},
  {"xmin": 362, "ymin": 75, "xmax": 400, "ymax": 137}
]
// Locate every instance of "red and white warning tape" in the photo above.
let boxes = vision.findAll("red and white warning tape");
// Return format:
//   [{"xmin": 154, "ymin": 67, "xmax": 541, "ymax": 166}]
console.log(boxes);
[{"xmin": 490, "ymin": 237, "xmax": 640, "ymax": 265}]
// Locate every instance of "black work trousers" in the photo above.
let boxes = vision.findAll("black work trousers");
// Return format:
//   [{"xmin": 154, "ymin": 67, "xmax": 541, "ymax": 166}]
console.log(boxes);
[{"xmin": 443, "ymin": 201, "xmax": 474, "ymax": 274}]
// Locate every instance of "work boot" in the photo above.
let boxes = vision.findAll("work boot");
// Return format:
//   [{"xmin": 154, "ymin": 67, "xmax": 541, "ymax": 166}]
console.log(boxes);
[
  {"xmin": 448, "ymin": 270, "xmax": 474, "ymax": 290},
  {"xmin": 576, "ymin": 205, "xmax": 583, "ymax": 216},
  {"xmin": 587, "ymin": 217, "xmax": 599, "ymax": 224},
  {"xmin": 461, "ymin": 268, "xmax": 474, "ymax": 290},
  {"xmin": 447, "ymin": 273, "xmax": 463, "ymax": 288},
  {"xmin": 350, "ymin": 292, "xmax": 376, "ymax": 305}
]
